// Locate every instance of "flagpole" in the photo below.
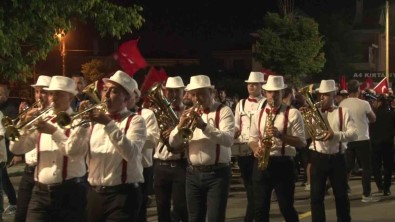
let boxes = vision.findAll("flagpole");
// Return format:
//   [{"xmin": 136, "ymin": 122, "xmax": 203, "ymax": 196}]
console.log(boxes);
[{"xmin": 386, "ymin": 0, "xmax": 389, "ymax": 86}]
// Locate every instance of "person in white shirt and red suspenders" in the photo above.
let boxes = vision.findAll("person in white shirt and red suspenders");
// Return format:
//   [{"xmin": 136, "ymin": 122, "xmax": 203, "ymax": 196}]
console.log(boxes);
[
  {"xmin": 14, "ymin": 75, "xmax": 52, "ymax": 222},
  {"xmin": 65, "ymin": 70, "xmax": 147, "ymax": 221},
  {"xmin": 233, "ymin": 71, "xmax": 266, "ymax": 222},
  {"xmin": 153, "ymin": 76, "xmax": 189, "ymax": 222},
  {"xmin": 169, "ymin": 75, "xmax": 235, "ymax": 222},
  {"xmin": 249, "ymin": 75, "xmax": 306, "ymax": 222},
  {"xmin": 127, "ymin": 83, "xmax": 160, "ymax": 222},
  {"xmin": 10, "ymin": 76, "xmax": 88, "ymax": 222},
  {"xmin": 309, "ymin": 80, "xmax": 357, "ymax": 222}
]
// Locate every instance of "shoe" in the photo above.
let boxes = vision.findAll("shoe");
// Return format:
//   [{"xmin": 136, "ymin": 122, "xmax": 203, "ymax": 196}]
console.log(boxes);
[
  {"xmin": 3, "ymin": 205, "xmax": 16, "ymax": 215},
  {"xmin": 304, "ymin": 184, "xmax": 310, "ymax": 191},
  {"xmin": 361, "ymin": 195, "xmax": 380, "ymax": 203},
  {"xmin": 384, "ymin": 190, "xmax": 391, "ymax": 196}
]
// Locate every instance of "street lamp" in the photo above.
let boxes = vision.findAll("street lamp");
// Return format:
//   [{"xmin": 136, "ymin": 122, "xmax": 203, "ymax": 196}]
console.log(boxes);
[{"xmin": 55, "ymin": 29, "xmax": 66, "ymax": 76}]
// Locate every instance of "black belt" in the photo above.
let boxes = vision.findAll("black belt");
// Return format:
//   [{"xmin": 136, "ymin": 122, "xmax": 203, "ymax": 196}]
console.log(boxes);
[
  {"xmin": 155, "ymin": 159, "xmax": 187, "ymax": 168},
  {"xmin": 269, "ymin": 156, "xmax": 293, "ymax": 161},
  {"xmin": 35, "ymin": 176, "xmax": 86, "ymax": 192},
  {"xmin": 24, "ymin": 164, "xmax": 36, "ymax": 174},
  {"xmin": 187, "ymin": 163, "xmax": 229, "ymax": 172},
  {"xmin": 90, "ymin": 183, "xmax": 139, "ymax": 194}
]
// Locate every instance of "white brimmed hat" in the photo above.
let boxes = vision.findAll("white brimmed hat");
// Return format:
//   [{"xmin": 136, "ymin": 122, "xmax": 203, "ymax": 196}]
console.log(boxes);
[
  {"xmin": 245, "ymin": 71, "xmax": 265, "ymax": 83},
  {"xmin": 318, "ymin": 80, "xmax": 338, "ymax": 93},
  {"xmin": 44, "ymin": 76, "xmax": 78, "ymax": 95},
  {"xmin": 188, "ymin": 75, "xmax": 214, "ymax": 91},
  {"xmin": 165, "ymin": 76, "xmax": 185, "ymax": 88},
  {"xmin": 103, "ymin": 70, "xmax": 137, "ymax": 97},
  {"xmin": 185, "ymin": 84, "xmax": 191, "ymax": 92},
  {"xmin": 31, "ymin": 75, "xmax": 52, "ymax": 87},
  {"xmin": 262, "ymin": 75, "xmax": 287, "ymax": 91}
]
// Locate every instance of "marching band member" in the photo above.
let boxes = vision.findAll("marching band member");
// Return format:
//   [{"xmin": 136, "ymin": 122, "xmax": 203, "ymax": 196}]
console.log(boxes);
[
  {"xmin": 0, "ymin": 110, "xmax": 7, "ymax": 221},
  {"xmin": 14, "ymin": 75, "xmax": 52, "ymax": 222},
  {"xmin": 233, "ymin": 71, "xmax": 266, "ymax": 222},
  {"xmin": 309, "ymin": 80, "xmax": 357, "ymax": 222},
  {"xmin": 127, "ymin": 83, "xmax": 160, "ymax": 222},
  {"xmin": 248, "ymin": 75, "xmax": 306, "ymax": 222},
  {"xmin": 10, "ymin": 76, "xmax": 88, "ymax": 222},
  {"xmin": 66, "ymin": 70, "xmax": 147, "ymax": 221},
  {"xmin": 169, "ymin": 75, "xmax": 235, "ymax": 222},
  {"xmin": 153, "ymin": 76, "xmax": 189, "ymax": 222}
]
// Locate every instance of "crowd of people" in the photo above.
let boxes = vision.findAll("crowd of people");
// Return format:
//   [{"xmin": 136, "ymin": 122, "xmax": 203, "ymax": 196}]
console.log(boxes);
[{"xmin": 0, "ymin": 70, "xmax": 393, "ymax": 222}]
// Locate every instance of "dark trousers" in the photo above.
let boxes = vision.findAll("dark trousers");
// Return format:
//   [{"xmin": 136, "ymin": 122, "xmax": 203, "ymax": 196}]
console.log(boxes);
[
  {"xmin": 87, "ymin": 184, "xmax": 142, "ymax": 222},
  {"xmin": 345, "ymin": 140, "xmax": 372, "ymax": 196},
  {"xmin": 186, "ymin": 166, "xmax": 231, "ymax": 222},
  {"xmin": 14, "ymin": 165, "xmax": 35, "ymax": 222},
  {"xmin": 2, "ymin": 166, "xmax": 17, "ymax": 205},
  {"xmin": 310, "ymin": 151, "xmax": 350, "ymax": 222},
  {"xmin": 253, "ymin": 156, "xmax": 299, "ymax": 222},
  {"xmin": 371, "ymin": 141, "xmax": 394, "ymax": 191},
  {"xmin": 154, "ymin": 159, "xmax": 188, "ymax": 222},
  {"xmin": 237, "ymin": 155, "xmax": 255, "ymax": 222},
  {"xmin": 138, "ymin": 166, "xmax": 154, "ymax": 222},
  {"xmin": 27, "ymin": 180, "xmax": 88, "ymax": 222}
]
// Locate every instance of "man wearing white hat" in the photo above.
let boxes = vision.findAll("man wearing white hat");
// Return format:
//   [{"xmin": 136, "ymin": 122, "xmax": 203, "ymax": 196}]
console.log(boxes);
[
  {"xmin": 127, "ymin": 80, "xmax": 160, "ymax": 222},
  {"xmin": 233, "ymin": 71, "xmax": 266, "ymax": 222},
  {"xmin": 10, "ymin": 75, "xmax": 88, "ymax": 222},
  {"xmin": 308, "ymin": 79, "xmax": 357, "ymax": 222},
  {"xmin": 249, "ymin": 75, "xmax": 306, "ymax": 222},
  {"xmin": 169, "ymin": 74, "xmax": 235, "ymax": 222},
  {"xmin": 63, "ymin": 70, "xmax": 147, "ymax": 221},
  {"xmin": 13, "ymin": 75, "xmax": 52, "ymax": 222},
  {"xmin": 153, "ymin": 76, "xmax": 189, "ymax": 222},
  {"xmin": 339, "ymin": 79, "xmax": 378, "ymax": 203}
]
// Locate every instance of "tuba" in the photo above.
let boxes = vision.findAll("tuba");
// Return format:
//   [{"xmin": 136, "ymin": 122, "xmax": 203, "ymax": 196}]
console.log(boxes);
[
  {"xmin": 299, "ymin": 84, "xmax": 330, "ymax": 141},
  {"xmin": 146, "ymin": 82, "xmax": 182, "ymax": 153},
  {"xmin": 257, "ymin": 100, "xmax": 274, "ymax": 170}
]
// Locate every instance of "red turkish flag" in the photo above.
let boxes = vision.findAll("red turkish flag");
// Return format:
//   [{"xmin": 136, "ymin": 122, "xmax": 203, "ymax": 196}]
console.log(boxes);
[
  {"xmin": 374, "ymin": 77, "xmax": 389, "ymax": 94},
  {"xmin": 117, "ymin": 39, "xmax": 148, "ymax": 76},
  {"xmin": 360, "ymin": 77, "xmax": 374, "ymax": 91},
  {"xmin": 140, "ymin": 67, "xmax": 168, "ymax": 97}
]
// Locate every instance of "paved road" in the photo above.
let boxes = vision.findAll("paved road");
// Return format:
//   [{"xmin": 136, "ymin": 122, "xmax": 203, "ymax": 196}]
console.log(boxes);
[{"xmin": 4, "ymin": 164, "xmax": 395, "ymax": 222}]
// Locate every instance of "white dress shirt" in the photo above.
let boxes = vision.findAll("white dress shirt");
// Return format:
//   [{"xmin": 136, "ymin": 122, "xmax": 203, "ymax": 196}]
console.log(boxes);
[
  {"xmin": 234, "ymin": 97, "xmax": 266, "ymax": 143},
  {"xmin": 137, "ymin": 108, "xmax": 160, "ymax": 167},
  {"xmin": 10, "ymin": 108, "xmax": 86, "ymax": 184},
  {"xmin": 308, "ymin": 107, "xmax": 357, "ymax": 154},
  {"xmin": 249, "ymin": 104, "xmax": 305, "ymax": 157},
  {"xmin": 64, "ymin": 108, "xmax": 147, "ymax": 186},
  {"xmin": 169, "ymin": 102, "xmax": 235, "ymax": 165}
]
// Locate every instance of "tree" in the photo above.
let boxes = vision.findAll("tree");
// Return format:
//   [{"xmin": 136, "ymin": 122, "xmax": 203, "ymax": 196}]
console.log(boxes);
[
  {"xmin": 253, "ymin": 12, "xmax": 325, "ymax": 85},
  {"xmin": 0, "ymin": 0, "xmax": 144, "ymax": 81}
]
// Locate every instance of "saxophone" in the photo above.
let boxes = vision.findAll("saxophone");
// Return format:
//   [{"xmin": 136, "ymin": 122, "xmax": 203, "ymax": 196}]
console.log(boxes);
[{"xmin": 257, "ymin": 100, "xmax": 275, "ymax": 170}]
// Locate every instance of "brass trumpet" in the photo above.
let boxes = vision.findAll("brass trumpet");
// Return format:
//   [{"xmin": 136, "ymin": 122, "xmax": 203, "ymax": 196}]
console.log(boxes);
[
  {"xmin": 56, "ymin": 81, "xmax": 106, "ymax": 129},
  {"xmin": 4, "ymin": 104, "xmax": 54, "ymax": 141},
  {"xmin": 1, "ymin": 100, "xmax": 42, "ymax": 129},
  {"xmin": 179, "ymin": 102, "xmax": 201, "ymax": 141},
  {"xmin": 56, "ymin": 102, "xmax": 107, "ymax": 129}
]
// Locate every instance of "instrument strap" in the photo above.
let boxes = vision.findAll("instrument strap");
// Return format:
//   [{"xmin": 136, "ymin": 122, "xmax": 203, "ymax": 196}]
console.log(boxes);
[{"xmin": 214, "ymin": 104, "xmax": 224, "ymax": 165}]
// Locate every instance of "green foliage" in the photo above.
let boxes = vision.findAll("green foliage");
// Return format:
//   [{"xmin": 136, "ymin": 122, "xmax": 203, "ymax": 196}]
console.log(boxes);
[
  {"xmin": 0, "ymin": 0, "xmax": 144, "ymax": 81},
  {"xmin": 253, "ymin": 13, "xmax": 325, "ymax": 86},
  {"xmin": 81, "ymin": 58, "xmax": 119, "ymax": 83}
]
